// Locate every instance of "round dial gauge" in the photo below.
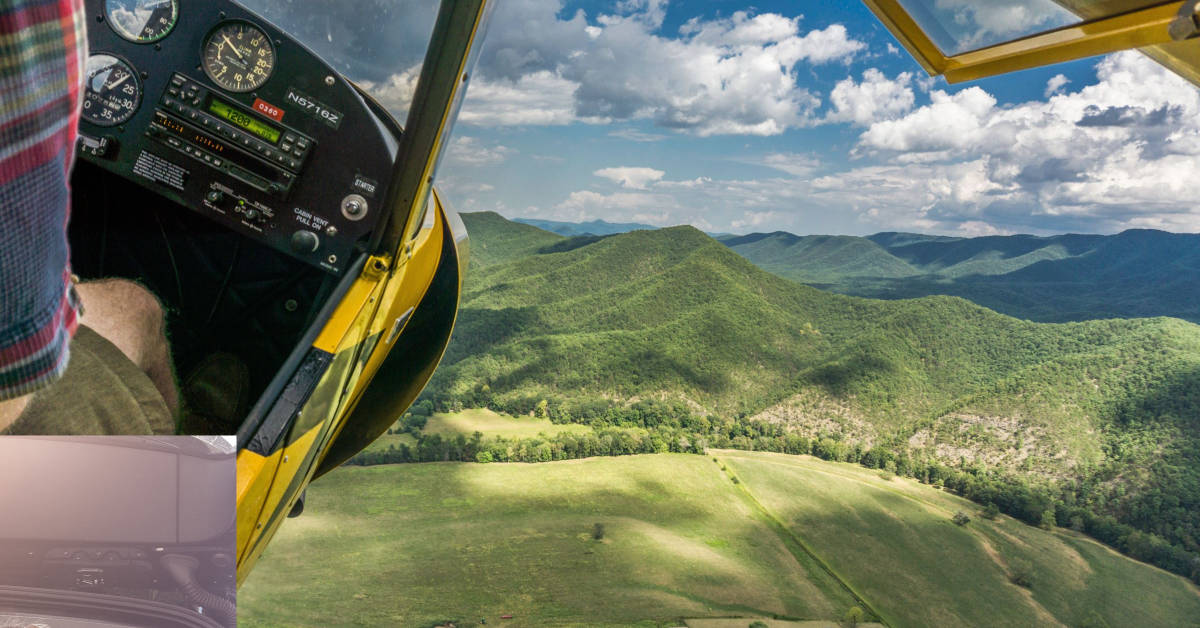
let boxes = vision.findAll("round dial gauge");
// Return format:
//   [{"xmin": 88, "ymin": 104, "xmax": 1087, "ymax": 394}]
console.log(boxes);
[
  {"xmin": 81, "ymin": 54, "xmax": 141, "ymax": 127},
  {"xmin": 202, "ymin": 22, "xmax": 275, "ymax": 93},
  {"xmin": 103, "ymin": 0, "xmax": 178, "ymax": 43}
]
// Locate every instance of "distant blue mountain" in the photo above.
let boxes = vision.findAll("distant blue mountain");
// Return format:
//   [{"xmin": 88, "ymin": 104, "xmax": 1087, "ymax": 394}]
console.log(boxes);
[
  {"xmin": 723, "ymin": 228, "xmax": 1200, "ymax": 323},
  {"xmin": 512, "ymin": 218, "xmax": 659, "ymax": 237}
]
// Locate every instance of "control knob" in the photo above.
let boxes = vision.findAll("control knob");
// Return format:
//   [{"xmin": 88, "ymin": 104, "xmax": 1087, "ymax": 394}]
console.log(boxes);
[{"xmin": 290, "ymin": 230, "xmax": 320, "ymax": 253}]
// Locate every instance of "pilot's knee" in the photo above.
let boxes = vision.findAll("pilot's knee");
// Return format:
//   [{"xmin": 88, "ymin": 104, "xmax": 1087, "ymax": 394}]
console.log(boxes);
[
  {"xmin": 77, "ymin": 278, "xmax": 168, "ymax": 365},
  {"xmin": 122, "ymin": 280, "xmax": 166, "ymax": 340}
]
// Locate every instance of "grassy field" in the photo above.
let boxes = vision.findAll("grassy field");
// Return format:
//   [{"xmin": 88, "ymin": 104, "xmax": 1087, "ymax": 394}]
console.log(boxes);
[
  {"xmin": 361, "ymin": 431, "xmax": 417, "ymax": 454},
  {"xmin": 239, "ymin": 453, "xmax": 1200, "ymax": 627},
  {"xmin": 421, "ymin": 408, "xmax": 592, "ymax": 440},
  {"xmin": 365, "ymin": 409, "xmax": 591, "ymax": 455},
  {"xmin": 240, "ymin": 454, "xmax": 857, "ymax": 627},
  {"xmin": 720, "ymin": 450, "xmax": 1200, "ymax": 628}
]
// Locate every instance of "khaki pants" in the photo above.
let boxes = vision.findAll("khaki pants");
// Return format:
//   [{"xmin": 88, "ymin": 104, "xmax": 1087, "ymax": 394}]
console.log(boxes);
[{"xmin": 2, "ymin": 326, "xmax": 174, "ymax": 435}]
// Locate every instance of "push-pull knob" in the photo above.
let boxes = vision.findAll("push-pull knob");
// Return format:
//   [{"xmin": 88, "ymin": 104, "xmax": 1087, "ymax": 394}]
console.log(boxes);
[{"xmin": 290, "ymin": 230, "xmax": 320, "ymax": 253}]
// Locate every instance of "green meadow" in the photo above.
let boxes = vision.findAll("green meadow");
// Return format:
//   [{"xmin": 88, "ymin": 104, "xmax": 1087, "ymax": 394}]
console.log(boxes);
[
  {"xmin": 238, "ymin": 452, "xmax": 1200, "ymax": 627},
  {"xmin": 364, "ymin": 409, "xmax": 593, "ymax": 455},
  {"xmin": 421, "ymin": 408, "xmax": 592, "ymax": 440},
  {"xmin": 720, "ymin": 450, "xmax": 1200, "ymax": 627}
]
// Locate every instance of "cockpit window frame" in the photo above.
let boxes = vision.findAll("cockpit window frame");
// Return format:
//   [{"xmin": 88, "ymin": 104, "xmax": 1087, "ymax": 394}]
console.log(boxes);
[{"xmin": 860, "ymin": 0, "xmax": 1188, "ymax": 83}]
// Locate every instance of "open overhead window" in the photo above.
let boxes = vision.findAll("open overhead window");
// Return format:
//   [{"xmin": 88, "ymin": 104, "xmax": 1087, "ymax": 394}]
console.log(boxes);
[{"xmin": 861, "ymin": 0, "xmax": 1200, "ymax": 84}]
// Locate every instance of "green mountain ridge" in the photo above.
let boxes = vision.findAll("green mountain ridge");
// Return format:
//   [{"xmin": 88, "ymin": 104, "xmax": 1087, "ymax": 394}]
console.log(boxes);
[
  {"xmin": 723, "ymin": 227, "xmax": 1200, "ymax": 323},
  {"xmin": 718, "ymin": 232, "xmax": 920, "ymax": 282},
  {"xmin": 512, "ymin": 216, "xmax": 660, "ymax": 237},
  {"xmin": 439, "ymin": 212, "xmax": 1200, "ymax": 578}
]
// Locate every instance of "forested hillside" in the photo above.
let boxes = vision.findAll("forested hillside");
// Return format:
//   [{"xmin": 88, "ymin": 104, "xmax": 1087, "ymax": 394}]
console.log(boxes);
[
  {"xmin": 417, "ymin": 212, "xmax": 1200, "ymax": 582},
  {"xmin": 723, "ymin": 228, "xmax": 1200, "ymax": 323}
]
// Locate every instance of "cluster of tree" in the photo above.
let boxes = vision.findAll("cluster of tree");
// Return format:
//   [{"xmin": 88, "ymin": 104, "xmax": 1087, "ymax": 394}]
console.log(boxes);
[{"xmin": 347, "ymin": 425, "xmax": 706, "ymax": 466}]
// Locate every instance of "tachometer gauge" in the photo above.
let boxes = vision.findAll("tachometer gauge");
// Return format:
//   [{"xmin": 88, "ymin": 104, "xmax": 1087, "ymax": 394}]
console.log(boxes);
[
  {"xmin": 104, "ymin": 0, "xmax": 178, "ymax": 43},
  {"xmin": 82, "ymin": 54, "xmax": 141, "ymax": 127},
  {"xmin": 202, "ymin": 22, "xmax": 275, "ymax": 93}
]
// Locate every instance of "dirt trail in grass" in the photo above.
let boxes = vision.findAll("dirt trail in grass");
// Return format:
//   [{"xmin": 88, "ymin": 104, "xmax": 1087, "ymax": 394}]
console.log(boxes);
[
  {"xmin": 973, "ymin": 531, "xmax": 1066, "ymax": 627},
  {"xmin": 712, "ymin": 455, "xmax": 892, "ymax": 627},
  {"xmin": 719, "ymin": 451, "xmax": 1078, "ymax": 628}
]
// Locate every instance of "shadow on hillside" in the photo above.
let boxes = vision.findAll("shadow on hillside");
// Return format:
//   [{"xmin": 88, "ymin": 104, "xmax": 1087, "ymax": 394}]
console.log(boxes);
[
  {"xmin": 1105, "ymin": 363, "xmax": 1200, "ymax": 434},
  {"xmin": 536, "ymin": 234, "xmax": 610, "ymax": 254},
  {"xmin": 488, "ymin": 342, "xmax": 733, "ymax": 396},
  {"xmin": 806, "ymin": 352, "xmax": 896, "ymax": 398},
  {"xmin": 442, "ymin": 307, "xmax": 542, "ymax": 366}
]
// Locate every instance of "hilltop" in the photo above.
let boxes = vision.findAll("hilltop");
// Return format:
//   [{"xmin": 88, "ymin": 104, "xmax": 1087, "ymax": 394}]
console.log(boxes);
[
  {"xmin": 459, "ymin": 211, "xmax": 565, "ymax": 269},
  {"xmin": 721, "ymin": 228, "xmax": 1200, "ymax": 323},
  {"xmin": 446, "ymin": 212, "xmax": 1200, "ymax": 578}
]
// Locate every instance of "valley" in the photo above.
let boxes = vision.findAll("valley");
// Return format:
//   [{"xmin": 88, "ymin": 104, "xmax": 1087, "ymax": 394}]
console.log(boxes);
[
  {"xmin": 414, "ymin": 213, "xmax": 1200, "ymax": 584},
  {"xmin": 241, "ymin": 213, "xmax": 1200, "ymax": 626}
]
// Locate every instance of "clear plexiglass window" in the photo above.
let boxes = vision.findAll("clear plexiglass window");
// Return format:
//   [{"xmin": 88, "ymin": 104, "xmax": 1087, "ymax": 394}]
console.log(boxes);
[
  {"xmin": 237, "ymin": 0, "xmax": 441, "ymax": 123},
  {"xmin": 896, "ymin": 0, "xmax": 1172, "ymax": 55}
]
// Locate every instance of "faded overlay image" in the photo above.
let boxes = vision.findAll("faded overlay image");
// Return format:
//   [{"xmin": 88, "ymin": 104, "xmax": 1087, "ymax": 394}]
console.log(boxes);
[{"xmin": 0, "ymin": 437, "xmax": 235, "ymax": 628}]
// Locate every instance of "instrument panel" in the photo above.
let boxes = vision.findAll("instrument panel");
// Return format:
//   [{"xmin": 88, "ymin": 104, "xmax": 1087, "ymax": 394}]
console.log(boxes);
[{"xmin": 78, "ymin": 0, "xmax": 398, "ymax": 274}]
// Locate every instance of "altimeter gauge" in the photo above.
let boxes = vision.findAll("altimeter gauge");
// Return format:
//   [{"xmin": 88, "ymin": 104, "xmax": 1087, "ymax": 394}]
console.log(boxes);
[
  {"xmin": 202, "ymin": 22, "xmax": 276, "ymax": 93},
  {"xmin": 104, "ymin": 0, "xmax": 179, "ymax": 43},
  {"xmin": 82, "ymin": 54, "xmax": 142, "ymax": 127}
]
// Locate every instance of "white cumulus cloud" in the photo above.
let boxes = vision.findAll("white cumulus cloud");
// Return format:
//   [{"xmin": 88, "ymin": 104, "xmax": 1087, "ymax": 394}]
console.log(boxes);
[
  {"xmin": 825, "ymin": 69, "xmax": 915, "ymax": 126},
  {"xmin": 457, "ymin": 1, "xmax": 865, "ymax": 136},
  {"xmin": 594, "ymin": 167, "xmax": 666, "ymax": 190},
  {"xmin": 1044, "ymin": 74, "xmax": 1070, "ymax": 98},
  {"xmin": 835, "ymin": 51, "xmax": 1200, "ymax": 233},
  {"xmin": 858, "ymin": 87, "xmax": 996, "ymax": 152},
  {"xmin": 446, "ymin": 137, "xmax": 514, "ymax": 166}
]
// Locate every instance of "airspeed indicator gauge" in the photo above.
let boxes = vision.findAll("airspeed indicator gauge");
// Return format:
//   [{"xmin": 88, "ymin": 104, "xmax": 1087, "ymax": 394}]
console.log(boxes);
[
  {"xmin": 202, "ymin": 22, "xmax": 276, "ymax": 93},
  {"xmin": 82, "ymin": 54, "xmax": 141, "ymax": 127}
]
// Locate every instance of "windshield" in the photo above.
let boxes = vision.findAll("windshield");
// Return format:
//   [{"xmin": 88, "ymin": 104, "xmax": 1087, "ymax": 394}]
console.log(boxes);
[{"xmin": 237, "ymin": 0, "xmax": 441, "ymax": 123}]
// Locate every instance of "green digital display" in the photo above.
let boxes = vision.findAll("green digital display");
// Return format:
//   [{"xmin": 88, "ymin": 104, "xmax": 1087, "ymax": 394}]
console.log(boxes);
[{"xmin": 207, "ymin": 97, "xmax": 281, "ymax": 144}]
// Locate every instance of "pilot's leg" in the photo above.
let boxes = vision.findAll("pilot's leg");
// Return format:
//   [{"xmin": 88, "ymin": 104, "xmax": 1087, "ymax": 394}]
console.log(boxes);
[
  {"xmin": 74, "ymin": 279, "xmax": 179, "ymax": 416},
  {"xmin": 1, "ymin": 279, "xmax": 178, "ymax": 436}
]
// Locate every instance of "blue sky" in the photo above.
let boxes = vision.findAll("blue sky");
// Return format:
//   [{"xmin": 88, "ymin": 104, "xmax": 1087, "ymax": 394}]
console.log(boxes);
[{"xmin": 338, "ymin": 0, "xmax": 1200, "ymax": 236}]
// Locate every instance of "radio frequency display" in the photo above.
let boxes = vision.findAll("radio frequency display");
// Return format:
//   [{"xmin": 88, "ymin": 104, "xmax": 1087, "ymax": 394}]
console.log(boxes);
[{"xmin": 208, "ymin": 97, "xmax": 281, "ymax": 144}]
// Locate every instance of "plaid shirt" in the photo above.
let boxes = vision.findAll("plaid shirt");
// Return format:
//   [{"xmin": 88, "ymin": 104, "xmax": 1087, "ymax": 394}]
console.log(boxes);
[{"xmin": 0, "ymin": 0, "xmax": 86, "ymax": 401}]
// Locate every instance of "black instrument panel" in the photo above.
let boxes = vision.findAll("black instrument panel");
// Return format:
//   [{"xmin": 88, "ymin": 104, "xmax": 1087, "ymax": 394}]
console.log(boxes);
[{"xmin": 78, "ymin": 0, "xmax": 398, "ymax": 274}]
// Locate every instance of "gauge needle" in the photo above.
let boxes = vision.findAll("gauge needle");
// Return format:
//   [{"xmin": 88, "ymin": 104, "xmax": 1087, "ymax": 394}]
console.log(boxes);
[
  {"xmin": 107, "ymin": 73, "xmax": 130, "ymax": 90},
  {"xmin": 220, "ymin": 34, "xmax": 246, "ymax": 62},
  {"xmin": 222, "ymin": 35, "xmax": 246, "ymax": 62}
]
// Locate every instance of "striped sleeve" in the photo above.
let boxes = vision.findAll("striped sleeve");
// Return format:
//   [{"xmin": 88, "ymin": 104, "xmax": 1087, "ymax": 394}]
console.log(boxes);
[{"xmin": 0, "ymin": 0, "xmax": 87, "ymax": 401}]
